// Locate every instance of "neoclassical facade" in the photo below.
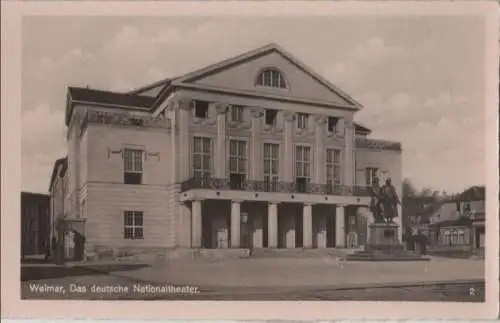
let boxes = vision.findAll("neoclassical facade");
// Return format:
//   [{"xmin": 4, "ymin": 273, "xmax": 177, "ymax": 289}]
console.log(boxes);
[{"xmin": 51, "ymin": 43, "xmax": 403, "ymax": 258}]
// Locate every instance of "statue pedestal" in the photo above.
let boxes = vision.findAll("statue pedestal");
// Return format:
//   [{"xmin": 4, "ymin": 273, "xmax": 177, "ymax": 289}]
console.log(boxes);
[
  {"xmin": 366, "ymin": 222, "xmax": 400, "ymax": 250},
  {"xmin": 346, "ymin": 222, "xmax": 429, "ymax": 261}
]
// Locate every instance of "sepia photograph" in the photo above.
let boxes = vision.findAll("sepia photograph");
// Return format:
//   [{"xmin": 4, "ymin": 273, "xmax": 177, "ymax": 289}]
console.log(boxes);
[{"xmin": 2, "ymin": 0, "xmax": 499, "ymax": 321}]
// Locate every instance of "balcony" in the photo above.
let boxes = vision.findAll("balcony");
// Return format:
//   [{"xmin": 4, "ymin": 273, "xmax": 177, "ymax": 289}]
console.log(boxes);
[{"xmin": 180, "ymin": 176, "xmax": 371, "ymax": 197}]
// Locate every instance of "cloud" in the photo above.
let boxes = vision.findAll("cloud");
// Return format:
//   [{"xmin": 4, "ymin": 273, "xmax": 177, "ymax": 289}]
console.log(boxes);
[
  {"xmin": 323, "ymin": 36, "xmax": 409, "ymax": 93},
  {"xmin": 151, "ymin": 29, "xmax": 182, "ymax": 44},
  {"xmin": 22, "ymin": 104, "xmax": 67, "ymax": 193},
  {"xmin": 354, "ymin": 89, "xmax": 484, "ymax": 193},
  {"xmin": 21, "ymin": 18, "xmax": 485, "ymax": 194},
  {"xmin": 350, "ymin": 37, "xmax": 409, "ymax": 62}
]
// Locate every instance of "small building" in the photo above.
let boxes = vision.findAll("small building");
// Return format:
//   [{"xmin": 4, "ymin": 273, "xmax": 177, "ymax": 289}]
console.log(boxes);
[
  {"xmin": 423, "ymin": 186, "xmax": 485, "ymax": 256},
  {"xmin": 21, "ymin": 192, "xmax": 50, "ymax": 258}
]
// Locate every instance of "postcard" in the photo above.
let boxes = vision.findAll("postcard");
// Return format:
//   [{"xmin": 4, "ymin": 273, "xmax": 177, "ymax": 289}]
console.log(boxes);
[{"xmin": 1, "ymin": 0, "xmax": 498, "ymax": 320}]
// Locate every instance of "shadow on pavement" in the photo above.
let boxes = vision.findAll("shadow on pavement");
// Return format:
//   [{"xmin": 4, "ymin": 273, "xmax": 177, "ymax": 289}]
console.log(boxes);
[{"xmin": 21, "ymin": 263, "xmax": 150, "ymax": 281}]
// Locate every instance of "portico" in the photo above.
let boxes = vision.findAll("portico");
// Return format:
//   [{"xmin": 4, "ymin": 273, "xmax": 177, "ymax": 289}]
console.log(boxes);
[{"xmin": 181, "ymin": 189, "xmax": 369, "ymax": 249}]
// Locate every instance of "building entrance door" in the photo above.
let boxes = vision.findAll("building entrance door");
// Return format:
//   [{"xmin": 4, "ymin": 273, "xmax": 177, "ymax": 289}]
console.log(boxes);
[
  {"xmin": 326, "ymin": 214, "xmax": 336, "ymax": 247},
  {"xmin": 240, "ymin": 212, "xmax": 252, "ymax": 249}
]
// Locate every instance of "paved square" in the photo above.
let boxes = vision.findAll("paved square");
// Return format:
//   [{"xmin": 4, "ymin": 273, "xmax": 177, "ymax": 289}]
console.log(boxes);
[{"xmin": 117, "ymin": 256, "xmax": 484, "ymax": 289}]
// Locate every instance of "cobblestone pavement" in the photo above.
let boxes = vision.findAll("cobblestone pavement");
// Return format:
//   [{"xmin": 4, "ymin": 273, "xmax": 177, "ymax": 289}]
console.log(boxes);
[{"xmin": 21, "ymin": 274, "xmax": 485, "ymax": 302}]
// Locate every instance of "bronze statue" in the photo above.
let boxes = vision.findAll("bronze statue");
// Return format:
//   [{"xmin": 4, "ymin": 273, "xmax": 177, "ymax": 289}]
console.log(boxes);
[
  {"xmin": 380, "ymin": 178, "xmax": 400, "ymax": 223},
  {"xmin": 370, "ymin": 177, "xmax": 400, "ymax": 224}
]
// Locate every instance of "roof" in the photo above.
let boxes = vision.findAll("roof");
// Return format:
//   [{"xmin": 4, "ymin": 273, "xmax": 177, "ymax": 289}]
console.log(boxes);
[
  {"xmin": 354, "ymin": 123, "xmax": 371, "ymax": 135},
  {"xmin": 128, "ymin": 79, "xmax": 172, "ymax": 96},
  {"xmin": 457, "ymin": 186, "xmax": 485, "ymax": 201},
  {"xmin": 68, "ymin": 43, "xmax": 370, "ymax": 128},
  {"xmin": 428, "ymin": 217, "xmax": 473, "ymax": 228},
  {"xmin": 48, "ymin": 157, "xmax": 68, "ymax": 191},
  {"xmin": 65, "ymin": 87, "xmax": 157, "ymax": 126},
  {"xmin": 21, "ymin": 192, "xmax": 50, "ymax": 200}
]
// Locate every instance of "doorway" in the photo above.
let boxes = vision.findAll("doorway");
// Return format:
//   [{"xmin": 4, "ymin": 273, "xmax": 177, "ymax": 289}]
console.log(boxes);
[{"xmin": 326, "ymin": 212, "xmax": 336, "ymax": 247}]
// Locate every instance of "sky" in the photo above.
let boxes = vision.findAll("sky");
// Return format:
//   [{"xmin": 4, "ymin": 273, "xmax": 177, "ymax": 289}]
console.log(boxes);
[{"xmin": 21, "ymin": 15, "xmax": 486, "ymax": 194}]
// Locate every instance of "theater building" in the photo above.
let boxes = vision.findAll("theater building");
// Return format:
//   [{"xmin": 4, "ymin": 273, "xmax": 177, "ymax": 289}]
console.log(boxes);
[{"xmin": 51, "ymin": 43, "xmax": 403, "ymax": 258}]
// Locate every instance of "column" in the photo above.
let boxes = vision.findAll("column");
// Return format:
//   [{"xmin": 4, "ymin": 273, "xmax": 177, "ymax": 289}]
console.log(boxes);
[
  {"xmin": 283, "ymin": 111, "xmax": 296, "ymax": 182},
  {"xmin": 250, "ymin": 107, "xmax": 264, "ymax": 180},
  {"xmin": 231, "ymin": 200, "xmax": 241, "ymax": 248},
  {"xmin": 268, "ymin": 202, "xmax": 278, "ymax": 248},
  {"xmin": 335, "ymin": 204, "xmax": 346, "ymax": 247},
  {"xmin": 178, "ymin": 98, "xmax": 192, "ymax": 181},
  {"xmin": 314, "ymin": 116, "xmax": 327, "ymax": 184},
  {"xmin": 395, "ymin": 204, "xmax": 403, "ymax": 243},
  {"xmin": 343, "ymin": 118, "xmax": 355, "ymax": 188},
  {"xmin": 191, "ymin": 199, "xmax": 202, "ymax": 248},
  {"xmin": 167, "ymin": 103, "xmax": 178, "ymax": 183},
  {"xmin": 303, "ymin": 203, "xmax": 313, "ymax": 248},
  {"xmin": 215, "ymin": 103, "xmax": 228, "ymax": 179}
]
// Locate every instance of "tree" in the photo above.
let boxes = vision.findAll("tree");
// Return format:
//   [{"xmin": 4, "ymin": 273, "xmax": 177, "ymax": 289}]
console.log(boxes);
[
  {"xmin": 419, "ymin": 188, "xmax": 433, "ymax": 197},
  {"xmin": 402, "ymin": 178, "xmax": 417, "ymax": 197}
]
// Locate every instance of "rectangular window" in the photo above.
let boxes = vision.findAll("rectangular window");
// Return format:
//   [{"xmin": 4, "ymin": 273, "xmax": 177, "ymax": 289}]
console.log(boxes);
[
  {"xmin": 326, "ymin": 149, "xmax": 341, "ymax": 194},
  {"xmin": 265, "ymin": 109, "xmax": 278, "ymax": 125},
  {"xmin": 327, "ymin": 117, "xmax": 339, "ymax": 132},
  {"xmin": 263, "ymin": 143, "xmax": 279, "ymax": 192},
  {"xmin": 229, "ymin": 140, "xmax": 247, "ymax": 189},
  {"xmin": 192, "ymin": 137, "xmax": 212, "ymax": 179},
  {"xmin": 297, "ymin": 113, "xmax": 308, "ymax": 129},
  {"xmin": 193, "ymin": 100, "xmax": 209, "ymax": 119},
  {"xmin": 295, "ymin": 145, "xmax": 311, "ymax": 193},
  {"xmin": 124, "ymin": 148, "xmax": 143, "ymax": 184},
  {"xmin": 230, "ymin": 105, "xmax": 244, "ymax": 123},
  {"xmin": 365, "ymin": 167, "xmax": 379, "ymax": 186},
  {"xmin": 123, "ymin": 210, "xmax": 143, "ymax": 240}
]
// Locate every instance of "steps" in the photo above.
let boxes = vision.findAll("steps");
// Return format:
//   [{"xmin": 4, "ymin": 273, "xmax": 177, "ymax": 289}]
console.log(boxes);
[
  {"xmin": 249, "ymin": 248, "xmax": 349, "ymax": 259},
  {"xmin": 345, "ymin": 245, "xmax": 430, "ymax": 261}
]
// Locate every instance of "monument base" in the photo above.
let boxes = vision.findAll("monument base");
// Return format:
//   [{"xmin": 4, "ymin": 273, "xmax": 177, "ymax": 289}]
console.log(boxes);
[{"xmin": 346, "ymin": 222, "xmax": 429, "ymax": 261}]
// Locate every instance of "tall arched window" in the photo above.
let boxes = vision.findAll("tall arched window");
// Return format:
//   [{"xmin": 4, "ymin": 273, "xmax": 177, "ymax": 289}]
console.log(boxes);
[{"xmin": 256, "ymin": 68, "xmax": 287, "ymax": 89}]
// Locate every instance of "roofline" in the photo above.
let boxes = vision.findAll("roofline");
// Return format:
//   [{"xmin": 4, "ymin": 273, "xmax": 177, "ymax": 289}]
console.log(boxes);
[
  {"xmin": 270, "ymin": 43, "xmax": 363, "ymax": 108},
  {"xmin": 175, "ymin": 43, "xmax": 278, "ymax": 84},
  {"xmin": 127, "ymin": 79, "xmax": 172, "ymax": 95},
  {"xmin": 164, "ymin": 43, "xmax": 363, "ymax": 109},
  {"xmin": 68, "ymin": 43, "xmax": 368, "ymax": 122},
  {"xmin": 65, "ymin": 88, "xmax": 153, "ymax": 126},
  {"xmin": 21, "ymin": 191, "xmax": 50, "ymax": 198},
  {"xmin": 72, "ymin": 99, "xmax": 150, "ymax": 111},
  {"xmin": 154, "ymin": 82, "xmax": 360, "ymax": 114}
]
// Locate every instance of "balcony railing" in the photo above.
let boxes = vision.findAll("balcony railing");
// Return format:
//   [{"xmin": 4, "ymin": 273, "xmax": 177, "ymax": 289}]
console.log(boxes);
[{"xmin": 180, "ymin": 176, "xmax": 371, "ymax": 197}]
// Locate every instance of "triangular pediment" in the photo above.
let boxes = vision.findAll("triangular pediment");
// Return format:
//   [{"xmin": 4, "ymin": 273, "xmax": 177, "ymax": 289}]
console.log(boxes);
[{"xmin": 172, "ymin": 44, "xmax": 362, "ymax": 109}]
